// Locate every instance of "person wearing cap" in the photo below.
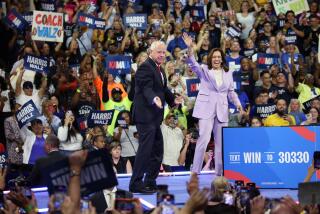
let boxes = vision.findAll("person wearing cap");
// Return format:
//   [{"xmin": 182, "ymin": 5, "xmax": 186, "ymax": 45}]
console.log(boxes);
[
  {"xmin": 295, "ymin": 73, "xmax": 320, "ymax": 105},
  {"xmin": 19, "ymin": 118, "xmax": 51, "ymax": 164},
  {"xmin": 15, "ymin": 66, "xmax": 47, "ymax": 112}
]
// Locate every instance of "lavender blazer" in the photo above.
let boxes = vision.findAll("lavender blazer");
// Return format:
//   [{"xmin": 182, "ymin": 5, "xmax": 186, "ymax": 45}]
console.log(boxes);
[{"xmin": 186, "ymin": 56, "xmax": 241, "ymax": 122}]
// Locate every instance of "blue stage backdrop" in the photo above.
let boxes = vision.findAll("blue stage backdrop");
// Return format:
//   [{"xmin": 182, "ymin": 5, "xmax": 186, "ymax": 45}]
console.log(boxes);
[{"xmin": 223, "ymin": 126, "xmax": 320, "ymax": 188}]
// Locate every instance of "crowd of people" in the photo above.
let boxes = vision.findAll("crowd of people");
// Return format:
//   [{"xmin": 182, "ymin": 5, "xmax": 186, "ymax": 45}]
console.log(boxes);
[{"xmin": 0, "ymin": 0, "xmax": 319, "ymax": 213}]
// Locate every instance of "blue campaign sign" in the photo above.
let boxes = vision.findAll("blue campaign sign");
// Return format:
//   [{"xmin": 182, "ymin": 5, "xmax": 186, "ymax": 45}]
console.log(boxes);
[
  {"xmin": 15, "ymin": 100, "xmax": 41, "ymax": 128},
  {"xmin": 190, "ymin": 6, "xmax": 205, "ymax": 20},
  {"xmin": 186, "ymin": 78, "xmax": 200, "ymax": 97},
  {"xmin": 257, "ymin": 53, "xmax": 280, "ymax": 69},
  {"xmin": 22, "ymin": 12, "xmax": 33, "ymax": 26},
  {"xmin": 223, "ymin": 126, "xmax": 320, "ymax": 188},
  {"xmin": 24, "ymin": 54, "xmax": 49, "ymax": 74},
  {"xmin": 77, "ymin": 13, "xmax": 105, "ymax": 29},
  {"xmin": 123, "ymin": 14, "xmax": 147, "ymax": 30},
  {"xmin": 40, "ymin": 0, "xmax": 56, "ymax": 11},
  {"xmin": 5, "ymin": 9, "xmax": 29, "ymax": 31},
  {"xmin": 87, "ymin": 110, "xmax": 114, "ymax": 128},
  {"xmin": 105, "ymin": 55, "xmax": 132, "ymax": 75}
]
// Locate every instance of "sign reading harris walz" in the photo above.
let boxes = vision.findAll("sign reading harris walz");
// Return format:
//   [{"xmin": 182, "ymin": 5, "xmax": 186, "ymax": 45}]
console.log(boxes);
[
  {"xmin": 123, "ymin": 14, "xmax": 147, "ymax": 30},
  {"xmin": 31, "ymin": 10, "xmax": 64, "ymax": 42}
]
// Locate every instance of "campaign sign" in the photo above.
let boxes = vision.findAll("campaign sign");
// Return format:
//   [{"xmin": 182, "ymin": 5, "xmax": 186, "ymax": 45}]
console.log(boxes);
[
  {"xmin": 186, "ymin": 78, "xmax": 200, "ymax": 97},
  {"xmin": 105, "ymin": 55, "xmax": 132, "ymax": 75},
  {"xmin": 190, "ymin": 6, "xmax": 205, "ymax": 20},
  {"xmin": 123, "ymin": 14, "xmax": 147, "ymax": 30},
  {"xmin": 226, "ymin": 26, "xmax": 241, "ymax": 39},
  {"xmin": 43, "ymin": 149, "xmax": 118, "ymax": 196},
  {"xmin": 252, "ymin": 103, "xmax": 276, "ymax": 119},
  {"xmin": 15, "ymin": 100, "xmax": 41, "ymax": 128},
  {"xmin": 0, "ymin": 153, "xmax": 7, "ymax": 168},
  {"xmin": 272, "ymin": 0, "xmax": 309, "ymax": 15},
  {"xmin": 24, "ymin": 54, "xmax": 49, "ymax": 74},
  {"xmin": 31, "ymin": 11, "xmax": 64, "ymax": 42},
  {"xmin": 5, "ymin": 9, "xmax": 29, "ymax": 31},
  {"xmin": 223, "ymin": 126, "xmax": 320, "ymax": 188},
  {"xmin": 22, "ymin": 12, "xmax": 33, "ymax": 26},
  {"xmin": 40, "ymin": 0, "xmax": 56, "ymax": 11},
  {"xmin": 303, "ymin": 95, "xmax": 320, "ymax": 112},
  {"xmin": 257, "ymin": 53, "xmax": 280, "ymax": 69},
  {"xmin": 77, "ymin": 12, "xmax": 106, "ymax": 29},
  {"xmin": 87, "ymin": 110, "xmax": 114, "ymax": 128}
]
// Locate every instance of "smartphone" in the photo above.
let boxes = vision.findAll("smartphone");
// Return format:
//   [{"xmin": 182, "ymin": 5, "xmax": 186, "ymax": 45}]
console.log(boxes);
[
  {"xmin": 223, "ymin": 191, "xmax": 234, "ymax": 205},
  {"xmin": 160, "ymin": 194, "xmax": 175, "ymax": 214},
  {"xmin": 53, "ymin": 186, "xmax": 66, "ymax": 211},
  {"xmin": 21, "ymin": 186, "xmax": 32, "ymax": 199},
  {"xmin": 156, "ymin": 185, "xmax": 168, "ymax": 205},
  {"xmin": 115, "ymin": 198, "xmax": 135, "ymax": 211},
  {"xmin": 313, "ymin": 151, "xmax": 320, "ymax": 169},
  {"xmin": 246, "ymin": 182, "xmax": 256, "ymax": 190},
  {"xmin": 81, "ymin": 198, "xmax": 89, "ymax": 211}
]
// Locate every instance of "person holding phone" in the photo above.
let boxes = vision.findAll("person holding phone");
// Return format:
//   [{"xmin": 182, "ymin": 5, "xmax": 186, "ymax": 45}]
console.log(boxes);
[
  {"xmin": 57, "ymin": 110, "xmax": 83, "ymax": 155},
  {"xmin": 182, "ymin": 33, "xmax": 242, "ymax": 176},
  {"xmin": 264, "ymin": 99, "xmax": 296, "ymax": 126}
]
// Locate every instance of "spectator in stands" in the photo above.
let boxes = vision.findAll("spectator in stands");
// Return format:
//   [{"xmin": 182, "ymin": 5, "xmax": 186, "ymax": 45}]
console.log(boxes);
[
  {"xmin": 50, "ymin": 95, "xmax": 65, "ymax": 120},
  {"xmin": 20, "ymin": 118, "xmax": 51, "ymax": 164},
  {"xmin": 301, "ymin": 107, "xmax": 320, "ymax": 125},
  {"xmin": 288, "ymin": 99, "xmax": 306, "ymax": 125},
  {"xmin": 4, "ymin": 103, "xmax": 23, "ymax": 165},
  {"xmin": 161, "ymin": 113, "xmax": 184, "ymax": 172},
  {"xmin": 109, "ymin": 142, "xmax": 132, "ymax": 174},
  {"xmin": 236, "ymin": 0, "xmax": 259, "ymax": 40},
  {"xmin": 57, "ymin": 110, "xmax": 83, "ymax": 154},
  {"xmin": 295, "ymin": 73, "xmax": 320, "ymax": 105},
  {"xmin": 264, "ymin": 99, "xmax": 296, "ymax": 126},
  {"xmin": 113, "ymin": 110, "xmax": 139, "ymax": 167},
  {"xmin": 250, "ymin": 116, "xmax": 263, "ymax": 127},
  {"xmin": 39, "ymin": 100, "xmax": 61, "ymax": 135},
  {"xmin": 15, "ymin": 67, "xmax": 47, "ymax": 111}
]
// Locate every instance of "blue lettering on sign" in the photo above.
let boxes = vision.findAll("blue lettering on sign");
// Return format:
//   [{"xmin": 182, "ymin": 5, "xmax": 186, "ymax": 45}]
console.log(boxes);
[{"xmin": 37, "ymin": 26, "xmax": 58, "ymax": 38}]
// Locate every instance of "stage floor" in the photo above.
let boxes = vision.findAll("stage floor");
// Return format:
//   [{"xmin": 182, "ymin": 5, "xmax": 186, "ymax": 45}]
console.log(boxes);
[{"xmin": 30, "ymin": 171, "xmax": 299, "ymax": 212}]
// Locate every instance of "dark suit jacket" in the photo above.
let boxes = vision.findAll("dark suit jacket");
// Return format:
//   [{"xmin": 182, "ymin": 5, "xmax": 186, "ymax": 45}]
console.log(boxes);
[
  {"xmin": 28, "ymin": 150, "xmax": 65, "ymax": 187},
  {"xmin": 133, "ymin": 57, "xmax": 175, "ymax": 125},
  {"xmin": 90, "ymin": 189, "xmax": 133, "ymax": 214}
]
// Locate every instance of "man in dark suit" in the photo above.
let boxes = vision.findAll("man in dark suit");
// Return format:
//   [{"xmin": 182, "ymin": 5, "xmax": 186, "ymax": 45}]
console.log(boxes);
[
  {"xmin": 28, "ymin": 134, "xmax": 65, "ymax": 187},
  {"xmin": 129, "ymin": 41, "xmax": 180, "ymax": 193}
]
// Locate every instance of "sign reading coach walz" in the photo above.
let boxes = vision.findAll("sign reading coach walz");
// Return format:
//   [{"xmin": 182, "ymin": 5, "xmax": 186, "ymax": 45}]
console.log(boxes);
[{"xmin": 43, "ymin": 149, "xmax": 118, "ymax": 196}]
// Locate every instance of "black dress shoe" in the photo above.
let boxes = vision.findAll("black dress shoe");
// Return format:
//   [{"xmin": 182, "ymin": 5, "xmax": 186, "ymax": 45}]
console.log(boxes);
[{"xmin": 129, "ymin": 186, "xmax": 156, "ymax": 194}]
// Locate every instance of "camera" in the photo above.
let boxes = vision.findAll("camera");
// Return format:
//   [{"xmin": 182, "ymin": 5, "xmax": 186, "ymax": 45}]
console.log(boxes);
[
  {"xmin": 117, "ymin": 119, "xmax": 128, "ymax": 129},
  {"xmin": 189, "ymin": 128, "xmax": 199, "ymax": 140},
  {"xmin": 115, "ymin": 198, "xmax": 135, "ymax": 212}
]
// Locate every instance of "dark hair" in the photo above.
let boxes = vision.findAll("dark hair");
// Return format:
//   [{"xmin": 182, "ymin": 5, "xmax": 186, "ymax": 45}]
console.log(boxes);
[
  {"xmin": 250, "ymin": 116, "xmax": 263, "ymax": 125},
  {"xmin": 258, "ymin": 88, "xmax": 269, "ymax": 96},
  {"xmin": 260, "ymin": 70, "xmax": 270, "ymax": 78},
  {"xmin": 62, "ymin": 111, "xmax": 80, "ymax": 142},
  {"xmin": 285, "ymin": 10, "xmax": 295, "ymax": 17},
  {"xmin": 115, "ymin": 110, "xmax": 133, "ymax": 127},
  {"xmin": 207, "ymin": 48, "xmax": 228, "ymax": 71},
  {"xmin": 0, "ymin": 76, "xmax": 7, "ymax": 91},
  {"xmin": 276, "ymin": 98, "xmax": 287, "ymax": 105}
]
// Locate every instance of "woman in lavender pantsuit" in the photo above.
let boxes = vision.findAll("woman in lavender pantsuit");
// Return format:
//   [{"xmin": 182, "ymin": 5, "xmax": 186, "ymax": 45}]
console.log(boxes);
[{"xmin": 182, "ymin": 33, "xmax": 242, "ymax": 175}]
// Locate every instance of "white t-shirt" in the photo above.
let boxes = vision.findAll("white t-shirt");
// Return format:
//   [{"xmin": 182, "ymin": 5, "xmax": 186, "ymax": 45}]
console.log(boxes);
[
  {"xmin": 161, "ymin": 124, "xmax": 184, "ymax": 166},
  {"xmin": 16, "ymin": 89, "xmax": 41, "ymax": 112},
  {"xmin": 114, "ymin": 126, "xmax": 139, "ymax": 157},
  {"xmin": 236, "ymin": 12, "xmax": 255, "ymax": 39}
]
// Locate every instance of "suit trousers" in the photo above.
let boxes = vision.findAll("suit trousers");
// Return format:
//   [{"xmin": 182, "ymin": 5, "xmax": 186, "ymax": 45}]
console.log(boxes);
[
  {"xmin": 129, "ymin": 122, "xmax": 163, "ymax": 189},
  {"xmin": 191, "ymin": 116, "xmax": 227, "ymax": 175}
]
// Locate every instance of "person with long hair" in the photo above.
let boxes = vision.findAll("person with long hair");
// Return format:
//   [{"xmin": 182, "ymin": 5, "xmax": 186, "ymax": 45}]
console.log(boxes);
[
  {"xmin": 57, "ymin": 110, "xmax": 83, "ymax": 155},
  {"xmin": 182, "ymin": 33, "xmax": 242, "ymax": 175}
]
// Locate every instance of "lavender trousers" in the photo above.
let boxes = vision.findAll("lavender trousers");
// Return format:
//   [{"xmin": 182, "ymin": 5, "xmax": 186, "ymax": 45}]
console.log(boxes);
[{"xmin": 191, "ymin": 116, "xmax": 227, "ymax": 175}]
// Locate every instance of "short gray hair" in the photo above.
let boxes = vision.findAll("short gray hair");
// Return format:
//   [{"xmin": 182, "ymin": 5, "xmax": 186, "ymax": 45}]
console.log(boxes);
[{"xmin": 149, "ymin": 40, "xmax": 166, "ymax": 52}]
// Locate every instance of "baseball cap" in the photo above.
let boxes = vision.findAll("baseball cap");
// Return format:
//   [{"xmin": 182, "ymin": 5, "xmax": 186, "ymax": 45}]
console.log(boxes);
[{"xmin": 111, "ymin": 87, "xmax": 123, "ymax": 95}]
